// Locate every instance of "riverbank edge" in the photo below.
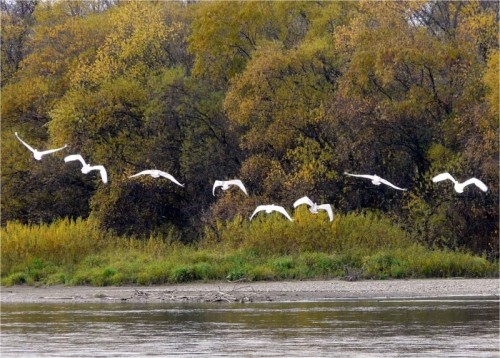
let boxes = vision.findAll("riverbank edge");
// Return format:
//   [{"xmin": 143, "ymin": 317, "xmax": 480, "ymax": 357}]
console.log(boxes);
[{"xmin": 1, "ymin": 278, "xmax": 499, "ymax": 304}]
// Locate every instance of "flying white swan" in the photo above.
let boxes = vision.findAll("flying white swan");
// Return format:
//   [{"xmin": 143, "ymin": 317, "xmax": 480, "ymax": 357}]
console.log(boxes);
[
  {"xmin": 64, "ymin": 154, "xmax": 108, "ymax": 184},
  {"xmin": 293, "ymin": 196, "xmax": 334, "ymax": 222},
  {"xmin": 129, "ymin": 169, "xmax": 184, "ymax": 187},
  {"xmin": 432, "ymin": 172, "xmax": 488, "ymax": 193},
  {"xmin": 15, "ymin": 132, "xmax": 67, "ymax": 160},
  {"xmin": 213, "ymin": 179, "xmax": 248, "ymax": 196},
  {"xmin": 250, "ymin": 205, "xmax": 293, "ymax": 222},
  {"xmin": 344, "ymin": 172, "xmax": 407, "ymax": 191}
]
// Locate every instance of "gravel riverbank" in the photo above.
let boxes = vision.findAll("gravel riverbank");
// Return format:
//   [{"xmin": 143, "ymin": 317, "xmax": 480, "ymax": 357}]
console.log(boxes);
[{"xmin": 1, "ymin": 278, "xmax": 498, "ymax": 304}]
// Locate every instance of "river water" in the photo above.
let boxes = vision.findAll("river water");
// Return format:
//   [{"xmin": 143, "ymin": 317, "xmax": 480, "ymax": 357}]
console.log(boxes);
[{"xmin": 1, "ymin": 298, "xmax": 498, "ymax": 357}]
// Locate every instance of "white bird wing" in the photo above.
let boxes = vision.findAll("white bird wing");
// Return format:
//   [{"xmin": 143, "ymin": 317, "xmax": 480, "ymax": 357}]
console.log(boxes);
[
  {"xmin": 64, "ymin": 154, "xmax": 87, "ymax": 167},
  {"xmin": 293, "ymin": 196, "xmax": 314, "ymax": 208},
  {"xmin": 317, "ymin": 204, "xmax": 334, "ymax": 222},
  {"xmin": 159, "ymin": 171, "xmax": 184, "ymax": 187},
  {"xmin": 432, "ymin": 172, "xmax": 456, "ymax": 184},
  {"xmin": 273, "ymin": 205, "xmax": 293, "ymax": 222},
  {"xmin": 88, "ymin": 165, "xmax": 108, "ymax": 183},
  {"xmin": 344, "ymin": 172, "xmax": 375, "ymax": 180},
  {"xmin": 15, "ymin": 132, "xmax": 37, "ymax": 153},
  {"xmin": 461, "ymin": 178, "xmax": 488, "ymax": 192},
  {"xmin": 379, "ymin": 177, "xmax": 407, "ymax": 191},
  {"xmin": 38, "ymin": 144, "xmax": 67, "ymax": 156},
  {"xmin": 226, "ymin": 179, "xmax": 248, "ymax": 195},
  {"xmin": 250, "ymin": 205, "xmax": 267, "ymax": 221},
  {"xmin": 212, "ymin": 180, "xmax": 224, "ymax": 195},
  {"xmin": 129, "ymin": 170, "xmax": 154, "ymax": 178}
]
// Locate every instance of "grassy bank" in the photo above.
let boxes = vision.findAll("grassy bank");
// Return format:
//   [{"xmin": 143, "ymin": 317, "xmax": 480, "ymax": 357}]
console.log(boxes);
[{"xmin": 1, "ymin": 212, "xmax": 498, "ymax": 286}]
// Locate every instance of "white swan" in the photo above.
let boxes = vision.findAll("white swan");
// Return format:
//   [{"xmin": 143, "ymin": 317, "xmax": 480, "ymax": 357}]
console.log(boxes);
[
  {"xmin": 213, "ymin": 179, "xmax": 248, "ymax": 196},
  {"xmin": 293, "ymin": 196, "xmax": 334, "ymax": 222},
  {"xmin": 250, "ymin": 205, "xmax": 293, "ymax": 222},
  {"xmin": 344, "ymin": 172, "xmax": 407, "ymax": 191},
  {"xmin": 432, "ymin": 172, "xmax": 488, "ymax": 193},
  {"xmin": 64, "ymin": 154, "xmax": 108, "ymax": 184},
  {"xmin": 15, "ymin": 132, "xmax": 67, "ymax": 160},
  {"xmin": 130, "ymin": 169, "xmax": 184, "ymax": 187}
]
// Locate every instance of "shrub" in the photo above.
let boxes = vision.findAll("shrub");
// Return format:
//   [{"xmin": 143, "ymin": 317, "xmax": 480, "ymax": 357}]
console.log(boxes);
[
  {"xmin": 298, "ymin": 252, "xmax": 346, "ymax": 277},
  {"xmin": 1, "ymin": 216, "xmax": 497, "ymax": 286},
  {"xmin": 2, "ymin": 272, "xmax": 30, "ymax": 286},
  {"xmin": 363, "ymin": 252, "xmax": 411, "ymax": 279},
  {"xmin": 169, "ymin": 266, "xmax": 200, "ymax": 283},
  {"xmin": 1, "ymin": 218, "xmax": 106, "ymax": 275},
  {"xmin": 215, "ymin": 210, "xmax": 411, "ymax": 256},
  {"xmin": 136, "ymin": 262, "xmax": 170, "ymax": 285}
]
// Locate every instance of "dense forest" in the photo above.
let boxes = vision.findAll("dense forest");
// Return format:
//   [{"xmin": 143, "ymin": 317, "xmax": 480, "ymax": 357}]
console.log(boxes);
[{"xmin": 2, "ymin": 0, "xmax": 498, "ymax": 262}]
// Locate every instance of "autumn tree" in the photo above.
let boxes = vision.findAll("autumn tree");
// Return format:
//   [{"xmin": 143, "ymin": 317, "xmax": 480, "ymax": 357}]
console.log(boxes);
[
  {"xmin": 0, "ymin": 0, "xmax": 36, "ymax": 86},
  {"xmin": 1, "ymin": 0, "xmax": 113, "ymax": 224},
  {"xmin": 332, "ymin": 1, "xmax": 498, "ymax": 253},
  {"xmin": 1, "ymin": 1, "xmax": 497, "ymax": 256}
]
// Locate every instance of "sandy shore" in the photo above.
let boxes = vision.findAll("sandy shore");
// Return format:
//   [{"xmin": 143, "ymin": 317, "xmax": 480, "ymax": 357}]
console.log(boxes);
[{"xmin": 1, "ymin": 278, "xmax": 498, "ymax": 304}]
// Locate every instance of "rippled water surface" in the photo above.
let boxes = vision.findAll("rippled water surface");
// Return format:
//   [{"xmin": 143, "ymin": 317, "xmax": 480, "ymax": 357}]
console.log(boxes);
[{"xmin": 1, "ymin": 298, "xmax": 498, "ymax": 357}]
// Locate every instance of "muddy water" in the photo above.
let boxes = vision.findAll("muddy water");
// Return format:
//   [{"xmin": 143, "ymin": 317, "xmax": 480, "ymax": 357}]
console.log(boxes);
[{"xmin": 1, "ymin": 298, "xmax": 498, "ymax": 357}]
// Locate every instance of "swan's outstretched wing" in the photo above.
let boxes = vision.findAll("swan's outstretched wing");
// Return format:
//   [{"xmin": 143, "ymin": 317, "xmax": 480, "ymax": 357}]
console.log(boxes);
[
  {"xmin": 227, "ymin": 179, "xmax": 248, "ymax": 196},
  {"xmin": 129, "ymin": 170, "xmax": 154, "ymax": 178},
  {"xmin": 250, "ymin": 205, "xmax": 267, "ymax": 221},
  {"xmin": 462, "ymin": 178, "xmax": 488, "ymax": 192},
  {"xmin": 15, "ymin": 132, "xmax": 36, "ymax": 153},
  {"xmin": 344, "ymin": 172, "xmax": 375, "ymax": 180},
  {"xmin": 158, "ymin": 171, "xmax": 184, "ymax": 187},
  {"xmin": 64, "ymin": 154, "xmax": 87, "ymax": 167},
  {"xmin": 89, "ymin": 165, "xmax": 108, "ymax": 184},
  {"xmin": 39, "ymin": 144, "xmax": 67, "ymax": 156},
  {"xmin": 212, "ymin": 180, "xmax": 224, "ymax": 195},
  {"xmin": 317, "ymin": 204, "xmax": 334, "ymax": 222},
  {"xmin": 379, "ymin": 177, "xmax": 407, "ymax": 191},
  {"xmin": 273, "ymin": 205, "xmax": 293, "ymax": 222},
  {"xmin": 432, "ymin": 172, "xmax": 456, "ymax": 184},
  {"xmin": 293, "ymin": 196, "xmax": 314, "ymax": 208}
]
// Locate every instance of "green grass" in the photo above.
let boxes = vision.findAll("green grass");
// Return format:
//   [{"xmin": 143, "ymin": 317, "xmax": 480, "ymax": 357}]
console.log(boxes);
[{"xmin": 1, "ymin": 213, "xmax": 498, "ymax": 286}]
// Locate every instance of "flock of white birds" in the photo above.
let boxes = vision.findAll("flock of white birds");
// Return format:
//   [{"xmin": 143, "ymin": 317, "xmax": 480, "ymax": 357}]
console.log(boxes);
[{"xmin": 15, "ymin": 132, "xmax": 489, "ymax": 223}]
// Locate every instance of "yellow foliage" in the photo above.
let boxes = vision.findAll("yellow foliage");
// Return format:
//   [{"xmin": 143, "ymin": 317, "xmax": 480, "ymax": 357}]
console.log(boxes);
[
  {"xmin": 1, "ymin": 218, "xmax": 106, "ymax": 274},
  {"xmin": 483, "ymin": 50, "xmax": 499, "ymax": 119},
  {"xmin": 71, "ymin": 2, "xmax": 181, "ymax": 87}
]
